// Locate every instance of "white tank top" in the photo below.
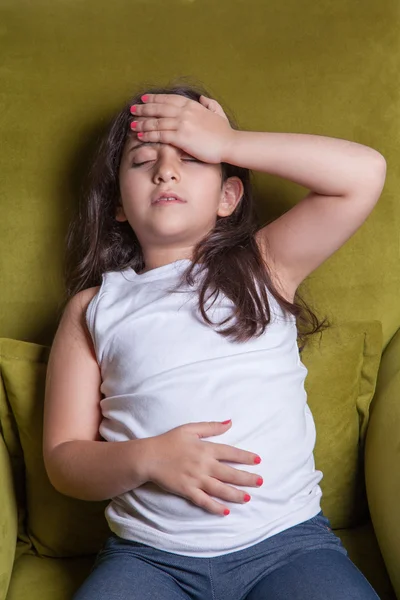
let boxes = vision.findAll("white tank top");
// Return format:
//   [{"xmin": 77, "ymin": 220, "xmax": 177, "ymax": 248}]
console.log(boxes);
[{"xmin": 86, "ymin": 258, "xmax": 323, "ymax": 557}]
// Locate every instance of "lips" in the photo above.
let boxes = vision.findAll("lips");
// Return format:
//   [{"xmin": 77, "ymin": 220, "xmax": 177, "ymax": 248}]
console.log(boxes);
[{"xmin": 151, "ymin": 192, "xmax": 186, "ymax": 204}]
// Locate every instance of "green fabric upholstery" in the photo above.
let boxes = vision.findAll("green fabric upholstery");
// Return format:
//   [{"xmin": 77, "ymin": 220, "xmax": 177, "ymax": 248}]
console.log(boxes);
[
  {"xmin": 302, "ymin": 320, "xmax": 382, "ymax": 529},
  {"xmin": 0, "ymin": 339, "xmax": 109, "ymax": 559},
  {"xmin": 0, "ymin": 433, "xmax": 17, "ymax": 598},
  {"xmin": 1, "ymin": 0, "xmax": 399, "ymax": 598},
  {"xmin": 365, "ymin": 328, "xmax": 400, "ymax": 595},
  {"xmin": 5, "ymin": 555, "xmax": 93, "ymax": 600}
]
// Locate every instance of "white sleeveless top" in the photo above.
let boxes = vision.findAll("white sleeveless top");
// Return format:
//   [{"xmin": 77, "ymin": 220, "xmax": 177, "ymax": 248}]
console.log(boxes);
[{"xmin": 86, "ymin": 258, "xmax": 323, "ymax": 557}]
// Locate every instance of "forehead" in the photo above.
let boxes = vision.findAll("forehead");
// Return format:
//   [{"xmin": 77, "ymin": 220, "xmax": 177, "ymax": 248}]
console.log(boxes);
[{"xmin": 126, "ymin": 139, "xmax": 177, "ymax": 154}]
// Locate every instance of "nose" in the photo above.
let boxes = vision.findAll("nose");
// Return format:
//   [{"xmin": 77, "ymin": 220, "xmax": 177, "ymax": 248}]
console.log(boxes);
[{"xmin": 152, "ymin": 150, "xmax": 181, "ymax": 184}]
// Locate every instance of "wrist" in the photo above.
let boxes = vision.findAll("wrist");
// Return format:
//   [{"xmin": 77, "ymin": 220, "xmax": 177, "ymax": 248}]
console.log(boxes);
[
  {"xmin": 222, "ymin": 128, "xmax": 240, "ymax": 164},
  {"xmin": 134, "ymin": 436, "xmax": 158, "ymax": 484}
]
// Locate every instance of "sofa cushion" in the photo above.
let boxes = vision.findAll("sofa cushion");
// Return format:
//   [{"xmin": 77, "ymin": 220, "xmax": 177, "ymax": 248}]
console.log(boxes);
[
  {"xmin": 0, "ymin": 339, "xmax": 109, "ymax": 558},
  {"xmin": 302, "ymin": 320, "xmax": 382, "ymax": 529},
  {"xmin": 6, "ymin": 553, "xmax": 94, "ymax": 600},
  {"xmin": 0, "ymin": 321, "xmax": 382, "ymax": 556}
]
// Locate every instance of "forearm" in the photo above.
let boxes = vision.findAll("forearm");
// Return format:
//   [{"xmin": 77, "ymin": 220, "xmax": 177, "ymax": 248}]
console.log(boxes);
[
  {"xmin": 45, "ymin": 438, "xmax": 152, "ymax": 501},
  {"xmin": 224, "ymin": 130, "xmax": 385, "ymax": 196}
]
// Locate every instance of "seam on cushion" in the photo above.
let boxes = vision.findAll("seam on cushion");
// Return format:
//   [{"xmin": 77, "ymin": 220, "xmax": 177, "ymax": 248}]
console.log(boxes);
[
  {"xmin": 0, "ymin": 368, "xmax": 30, "ymax": 547},
  {"xmin": 355, "ymin": 328, "xmax": 380, "ymax": 526},
  {"xmin": 357, "ymin": 331, "xmax": 368, "ymax": 440},
  {"xmin": 0, "ymin": 372, "xmax": 26, "ymax": 459},
  {"xmin": 358, "ymin": 325, "xmax": 383, "ymax": 443}
]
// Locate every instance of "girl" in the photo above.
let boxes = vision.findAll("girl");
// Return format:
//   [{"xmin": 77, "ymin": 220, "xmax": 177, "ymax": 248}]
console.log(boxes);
[{"xmin": 43, "ymin": 82, "xmax": 386, "ymax": 599}]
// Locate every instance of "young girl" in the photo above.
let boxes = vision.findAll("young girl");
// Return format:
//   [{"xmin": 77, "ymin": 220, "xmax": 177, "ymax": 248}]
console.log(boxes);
[{"xmin": 43, "ymin": 82, "xmax": 386, "ymax": 599}]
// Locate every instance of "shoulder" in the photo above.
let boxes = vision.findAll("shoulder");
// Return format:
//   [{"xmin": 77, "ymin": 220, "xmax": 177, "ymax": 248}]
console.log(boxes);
[
  {"xmin": 255, "ymin": 230, "xmax": 296, "ymax": 303},
  {"xmin": 61, "ymin": 286, "xmax": 101, "ymax": 337},
  {"xmin": 77, "ymin": 285, "xmax": 101, "ymax": 306},
  {"xmin": 66, "ymin": 286, "xmax": 101, "ymax": 316}
]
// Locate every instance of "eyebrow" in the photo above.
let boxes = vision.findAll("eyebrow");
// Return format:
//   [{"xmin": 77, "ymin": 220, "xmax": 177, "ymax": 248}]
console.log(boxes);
[{"xmin": 128, "ymin": 142, "xmax": 166, "ymax": 154}]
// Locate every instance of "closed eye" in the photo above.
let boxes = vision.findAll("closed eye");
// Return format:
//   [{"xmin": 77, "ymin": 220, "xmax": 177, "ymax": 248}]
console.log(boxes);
[{"xmin": 131, "ymin": 158, "xmax": 202, "ymax": 167}]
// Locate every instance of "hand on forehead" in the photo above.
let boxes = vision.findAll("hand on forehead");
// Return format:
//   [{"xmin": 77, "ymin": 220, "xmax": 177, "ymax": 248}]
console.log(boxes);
[{"xmin": 125, "ymin": 93, "xmax": 233, "ymax": 165}]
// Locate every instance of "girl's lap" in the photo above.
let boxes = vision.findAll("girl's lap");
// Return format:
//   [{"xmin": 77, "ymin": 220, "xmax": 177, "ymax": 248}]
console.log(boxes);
[{"xmin": 72, "ymin": 522, "xmax": 380, "ymax": 600}]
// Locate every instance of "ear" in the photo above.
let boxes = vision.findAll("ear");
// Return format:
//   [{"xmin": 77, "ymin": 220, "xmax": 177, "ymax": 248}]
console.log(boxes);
[
  {"xmin": 217, "ymin": 176, "xmax": 244, "ymax": 217},
  {"xmin": 115, "ymin": 202, "xmax": 128, "ymax": 222}
]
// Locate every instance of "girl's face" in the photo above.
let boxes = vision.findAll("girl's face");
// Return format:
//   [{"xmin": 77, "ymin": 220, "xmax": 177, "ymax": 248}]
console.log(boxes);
[{"xmin": 117, "ymin": 136, "xmax": 243, "ymax": 254}]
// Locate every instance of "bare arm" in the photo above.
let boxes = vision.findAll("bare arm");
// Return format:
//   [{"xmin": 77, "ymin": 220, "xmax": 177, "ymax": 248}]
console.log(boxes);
[
  {"xmin": 46, "ymin": 438, "xmax": 151, "ymax": 501},
  {"xmin": 43, "ymin": 287, "xmax": 152, "ymax": 501}
]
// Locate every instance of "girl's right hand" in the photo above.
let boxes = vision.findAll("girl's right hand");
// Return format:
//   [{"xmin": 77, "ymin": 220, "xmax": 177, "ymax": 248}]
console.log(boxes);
[{"xmin": 144, "ymin": 420, "xmax": 263, "ymax": 516}]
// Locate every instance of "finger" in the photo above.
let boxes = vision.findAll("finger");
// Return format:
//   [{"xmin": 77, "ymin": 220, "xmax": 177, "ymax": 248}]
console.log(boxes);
[
  {"xmin": 208, "ymin": 442, "xmax": 261, "ymax": 465},
  {"xmin": 189, "ymin": 487, "xmax": 230, "ymax": 516},
  {"xmin": 199, "ymin": 95, "xmax": 229, "ymax": 121},
  {"xmin": 131, "ymin": 103, "xmax": 179, "ymax": 118},
  {"xmin": 134, "ymin": 129, "xmax": 177, "ymax": 145},
  {"xmin": 202, "ymin": 477, "xmax": 251, "ymax": 504},
  {"xmin": 199, "ymin": 94, "xmax": 216, "ymax": 110},
  {"xmin": 141, "ymin": 93, "xmax": 188, "ymax": 107},
  {"xmin": 130, "ymin": 117, "xmax": 177, "ymax": 133},
  {"xmin": 214, "ymin": 463, "xmax": 263, "ymax": 488}
]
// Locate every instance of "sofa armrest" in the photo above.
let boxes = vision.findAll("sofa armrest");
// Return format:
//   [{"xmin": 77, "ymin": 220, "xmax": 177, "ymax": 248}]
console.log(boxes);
[
  {"xmin": 365, "ymin": 326, "xmax": 400, "ymax": 599},
  {"xmin": 0, "ymin": 432, "xmax": 18, "ymax": 600}
]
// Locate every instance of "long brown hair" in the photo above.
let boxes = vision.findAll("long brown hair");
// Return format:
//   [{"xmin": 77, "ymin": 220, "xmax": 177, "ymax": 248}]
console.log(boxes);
[{"xmin": 63, "ymin": 79, "xmax": 329, "ymax": 351}]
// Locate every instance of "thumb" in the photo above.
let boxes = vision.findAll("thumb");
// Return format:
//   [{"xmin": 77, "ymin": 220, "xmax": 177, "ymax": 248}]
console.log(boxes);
[
  {"xmin": 199, "ymin": 95, "xmax": 229, "ymax": 121},
  {"xmin": 199, "ymin": 94, "xmax": 215, "ymax": 110}
]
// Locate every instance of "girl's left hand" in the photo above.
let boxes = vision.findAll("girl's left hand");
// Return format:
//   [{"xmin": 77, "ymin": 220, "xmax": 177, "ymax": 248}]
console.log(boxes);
[{"xmin": 129, "ymin": 94, "xmax": 236, "ymax": 164}]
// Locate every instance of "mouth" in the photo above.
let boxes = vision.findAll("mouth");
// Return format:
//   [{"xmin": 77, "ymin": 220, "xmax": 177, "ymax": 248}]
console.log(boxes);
[{"xmin": 151, "ymin": 193, "xmax": 187, "ymax": 206}]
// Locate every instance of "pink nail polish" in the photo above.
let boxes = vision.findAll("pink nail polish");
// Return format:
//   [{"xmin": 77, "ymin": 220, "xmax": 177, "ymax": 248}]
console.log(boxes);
[
  {"xmin": 223, "ymin": 509, "xmax": 230, "ymax": 516},
  {"xmin": 130, "ymin": 106, "xmax": 137, "ymax": 113},
  {"xmin": 131, "ymin": 121, "xmax": 137, "ymax": 129},
  {"xmin": 254, "ymin": 456, "xmax": 261, "ymax": 464},
  {"xmin": 141, "ymin": 95, "xmax": 149, "ymax": 102},
  {"xmin": 137, "ymin": 132, "xmax": 144, "ymax": 138},
  {"xmin": 244, "ymin": 494, "xmax": 251, "ymax": 502}
]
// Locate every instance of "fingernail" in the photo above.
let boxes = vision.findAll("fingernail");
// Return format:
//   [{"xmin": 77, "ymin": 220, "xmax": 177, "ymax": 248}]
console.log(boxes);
[
  {"xmin": 223, "ymin": 509, "xmax": 230, "ymax": 516},
  {"xmin": 141, "ymin": 95, "xmax": 149, "ymax": 102},
  {"xmin": 244, "ymin": 494, "xmax": 251, "ymax": 502},
  {"xmin": 221, "ymin": 419, "xmax": 231, "ymax": 424},
  {"xmin": 130, "ymin": 106, "xmax": 137, "ymax": 113},
  {"xmin": 137, "ymin": 132, "xmax": 144, "ymax": 138},
  {"xmin": 256, "ymin": 477, "xmax": 263, "ymax": 486},
  {"xmin": 131, "ymin": 121, "xmax": 137, "ymax": 129},
  {"xmin": 254, "ymin": 456, "xmax": 261, "ymax": 464}
]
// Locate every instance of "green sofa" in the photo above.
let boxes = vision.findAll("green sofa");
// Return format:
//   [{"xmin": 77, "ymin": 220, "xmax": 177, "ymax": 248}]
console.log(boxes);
[{"xmin": 1, "ymin": 0, "xmax": 399, "ymax": 598}]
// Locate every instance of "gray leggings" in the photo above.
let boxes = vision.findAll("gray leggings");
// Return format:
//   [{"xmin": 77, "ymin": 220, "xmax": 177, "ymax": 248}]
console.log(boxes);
[{"xmin": 72, "ymin": 511, "xmax": 380, "ymax": 600}]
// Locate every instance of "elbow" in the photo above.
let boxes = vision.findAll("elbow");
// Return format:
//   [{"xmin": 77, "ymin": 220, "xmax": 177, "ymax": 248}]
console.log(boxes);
[
  {"xmin": 43, "ymin": 444, "xmax": 85, "ymax": 501},
  {"xmin": 371, "ymin": 152, "xmax": 387, "ymax": 183},
  {"xmin": 373, "ymin": 154, "xmax": 387, "ymax": 197},
  {"xmin": 351, "ymin": 153, "xmax": 387, "ymax": 201},
  {"xmin": 376, "ymin": 152, "xmax": 387, "ymax": 174},
  {"xmin": 43, "ymin": 452, "xmax": 69, "ymax": 498}
]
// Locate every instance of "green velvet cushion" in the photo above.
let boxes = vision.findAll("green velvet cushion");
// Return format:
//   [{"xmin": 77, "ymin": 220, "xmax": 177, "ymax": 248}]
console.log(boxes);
[
  {"xmin": 0, "ymin": 322, "xmax": 382, "ymax": 557},
  {"xmin": 0, "ymin": 431, "xmax": 18, "ymax": 599},
  {"xmin": 365, "ymin": 327, "xmax": 400, "ymax": 596},
  {"xmin": 302, "ymin": 320, "xmax": 382, "ymax": 529},
  {"xmin": 0, "ymin": 339, "xmax": 109, "ymax": 559}
]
